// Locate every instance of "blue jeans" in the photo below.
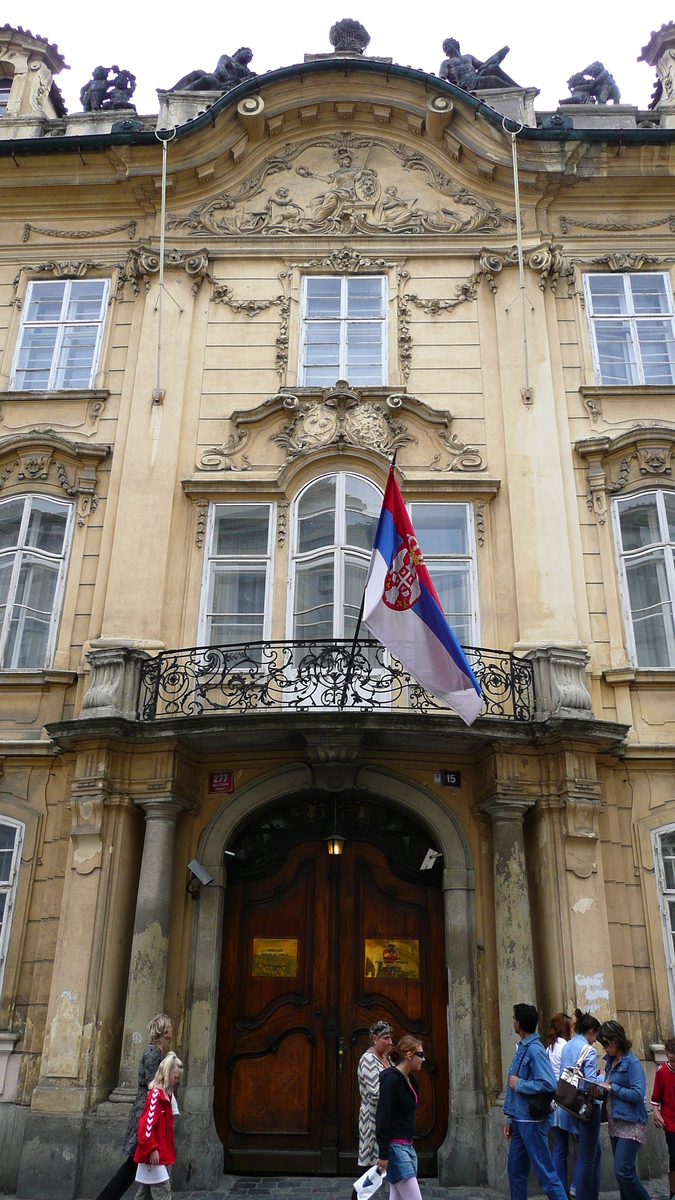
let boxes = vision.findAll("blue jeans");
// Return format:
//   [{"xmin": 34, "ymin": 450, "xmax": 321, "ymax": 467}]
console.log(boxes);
[
  {"xmin": 610, "ymin": 1136, "xmax": 650, "ymax": 1200},
  {"xmin": 508, "ymin": 1120, "xmax": 569, "ymax": 1200},
  {"xmin": 552, "ymin": 1127, "xmax": 573, "ymax": 1193},
  {"xmin": 576, "ymin": 1106, "xmax": 601, "ymax": 1200}
]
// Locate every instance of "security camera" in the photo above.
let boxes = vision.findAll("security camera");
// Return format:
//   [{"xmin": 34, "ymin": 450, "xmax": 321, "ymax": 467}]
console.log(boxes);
[{"xmin": 187, "ymin": 859, "xmax": 214, "ymax": 887}]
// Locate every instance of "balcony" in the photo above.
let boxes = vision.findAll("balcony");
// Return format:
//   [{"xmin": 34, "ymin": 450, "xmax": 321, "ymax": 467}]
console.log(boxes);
[{"xmin": 136, "ymin": 639, "xmax": 535, "ymax": 722}]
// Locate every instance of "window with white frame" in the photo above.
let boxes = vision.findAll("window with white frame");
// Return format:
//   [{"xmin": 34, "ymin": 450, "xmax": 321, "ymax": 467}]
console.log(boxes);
[
  {"xmin": 0, "ymin": 495, "xmax": 74, "ymax": 670},
  {"xmin": 291, "ymin": 474, "xmax": 381, "ymax": 641},
  {"xmin": 12, "ymin": 278, "xmax": 110, "ymax": 391},
  {"xmin": 0, "ymin": 79, "xmax": 12, "ymax": 117},
  {"xmin": 408, "ymin": 502, "xmax": 479, "ymax": 646},
  {"xmin": 614, "ymin": 490, "xmax": 675, "ymax": 667},
  {"xmin": 0, "ymin": 818, "xmax": 23, "ymax": 993},
  {"xmin": 299, "ymin": 275, "xmax": 387, "ymax": 386},
  {"xmin": 584, "ymin": 272, "xmax": 675, "ymax": 386},
  {"xmin": 200, "ymin": 504, "xmax": 274, "ymax": 646}
]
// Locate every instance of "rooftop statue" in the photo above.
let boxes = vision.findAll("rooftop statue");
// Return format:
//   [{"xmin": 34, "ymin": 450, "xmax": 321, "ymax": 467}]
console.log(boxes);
[
  {"xmin": 439, "ymin": 38, "xmax": 520, "ymax": 91},
  {"xmin": 559, "ymin": 62, "xmax": 621, "ymax": 105},
  {"xmin": 329, "ymin": 18, "xmax": 370, "ymax": 54},
  {"xmin": 171, "ymin": 48, "xmax": 254, "ymax": 93},
  {"xmin": 80, "ymin": 65, "xmax": 137, "ymax": 111}
]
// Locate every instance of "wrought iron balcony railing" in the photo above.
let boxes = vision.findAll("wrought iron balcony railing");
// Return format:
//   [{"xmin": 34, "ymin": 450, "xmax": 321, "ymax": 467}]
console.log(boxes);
[{"xmin": 138, "ymin": 639, "xmax": 535, "ymax": 722}]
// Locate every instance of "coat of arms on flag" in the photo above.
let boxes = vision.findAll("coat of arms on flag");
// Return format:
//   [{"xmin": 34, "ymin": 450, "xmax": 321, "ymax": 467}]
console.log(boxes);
[{"xmin": 383, "ymin": 535, "xmax": 423, "ymax": 611}]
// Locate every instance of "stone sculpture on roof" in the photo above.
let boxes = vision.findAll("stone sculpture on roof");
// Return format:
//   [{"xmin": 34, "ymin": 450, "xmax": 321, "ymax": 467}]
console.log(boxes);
[
  {"xmin": 559, "ymin": 62, "xmax": 620, "ymax": 105},
  {"xmin": 171, "ymin": 48, "xmax": 254, "ymax": 93},
  {"xmin": 439, "ymin": 38, "xmax": 520, "ymax": 90},
  {"xmin": 80, "ymin": 65, "xmax": 136, "ymax": 111},
  {"xmin": 329, "ymin": 18, "xmax": 370, "ymax": 54}
]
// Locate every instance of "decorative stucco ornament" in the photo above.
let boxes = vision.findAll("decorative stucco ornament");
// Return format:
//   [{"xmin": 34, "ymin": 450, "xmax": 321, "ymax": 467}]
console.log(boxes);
[{"xmin": 329, "ymin": 19, "xmax": 370, "ymax": 55}]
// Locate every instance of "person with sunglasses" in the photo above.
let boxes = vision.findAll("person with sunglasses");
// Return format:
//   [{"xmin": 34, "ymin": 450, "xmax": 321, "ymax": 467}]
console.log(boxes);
[
  {"xmin": 375, "ymin": 1035, "xmax": 426, "ymax": 1200},
  {"xmin": 597, "ymin": 1021, "xmax": 650, "ymax": 1200}
]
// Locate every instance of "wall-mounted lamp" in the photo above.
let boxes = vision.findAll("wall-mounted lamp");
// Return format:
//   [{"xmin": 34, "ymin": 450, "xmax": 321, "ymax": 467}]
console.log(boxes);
[{"xmin": 325, "ymin": 799, "xmax": 347, "ymax": 856}]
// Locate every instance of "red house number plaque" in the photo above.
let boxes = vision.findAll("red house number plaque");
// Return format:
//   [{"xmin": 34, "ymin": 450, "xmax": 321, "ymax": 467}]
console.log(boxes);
[{"xmin": 208, "ymin": 771, "xmax": 234, "ymax": 794}]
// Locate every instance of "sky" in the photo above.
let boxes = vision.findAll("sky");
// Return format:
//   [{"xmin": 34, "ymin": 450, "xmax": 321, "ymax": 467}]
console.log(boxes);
[{"xmin": 4, "ymin": 0, "xmax": 672, "ymax": 115}]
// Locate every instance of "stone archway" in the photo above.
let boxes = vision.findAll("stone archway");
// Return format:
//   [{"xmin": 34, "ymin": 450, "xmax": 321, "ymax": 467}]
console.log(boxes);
[{"xmin": 176, "ymin": 762, "xmax": 483, "ymax": 1190}]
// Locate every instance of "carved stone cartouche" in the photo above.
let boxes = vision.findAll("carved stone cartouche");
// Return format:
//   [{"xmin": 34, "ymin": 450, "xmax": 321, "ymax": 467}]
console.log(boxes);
[
  {"xmin": 170, "ymin": 48, "xmax": 253, "ymax": 94},
  {"xmin": 439, "ymin": 38, "xmax": 520, "ymax": 91},
  {"xmin": 559, "ymin": 62, "xmax": 620, "ymax": 106},
  {"xmin": 329, "ymin": 18, "xmax": 370, "ymax": 54}
]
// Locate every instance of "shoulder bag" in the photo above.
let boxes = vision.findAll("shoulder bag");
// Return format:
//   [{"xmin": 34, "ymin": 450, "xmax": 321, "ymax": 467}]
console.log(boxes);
[
  {"xmin": 555, "ymin": 1042, "xmax": 594, "ymax": 1123},
  {"xmin": 516, "ymin": 1044, "xmax": 556, "ymax": 1121}
]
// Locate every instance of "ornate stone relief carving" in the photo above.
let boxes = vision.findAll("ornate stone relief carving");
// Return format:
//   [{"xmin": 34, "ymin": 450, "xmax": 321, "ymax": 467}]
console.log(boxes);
[
  {"xmin": 559, "ymin": 213, "xmax": 675, "ymax": 234},
  {"xmin": 195, "ymin": 500, "xmax": 209, "ymax": 548},
  {"xmin": 0, "ymin": 431, "xmax": 109, "ymax": 526},
  {"xmin": 197, "ymin": 383, "xmax": 485, "ymax": 474},
  {"xmin": 22, "ymin": 220, "xmax": 137, "ymax": 242},
  {"xmin": 12, "ymin": 246, "xmax": 211, "ymax": 307},
  {"xmin": 212, "ymin": 277, "xmax": 290, "ymax": 379},
  {"xmin": 474, "ymin": 498, "xmax": 485, "ymax": 546},
  {"xmin": 11, "ymin": 259, "xmax": 116, "ymax": 306},
  {"xmin": 167, "ymin": 133, "xmax": 516, "ymax": 238},
  {"xmin": 577, "ymin": 425, "xmax": 675, "ymax": 526}
]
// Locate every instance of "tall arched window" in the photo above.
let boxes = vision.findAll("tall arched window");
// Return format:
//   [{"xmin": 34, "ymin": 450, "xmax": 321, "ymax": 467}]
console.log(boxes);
[{"xmin": 290, "ymin": 474, "xmax": 381, "ymax": 641}]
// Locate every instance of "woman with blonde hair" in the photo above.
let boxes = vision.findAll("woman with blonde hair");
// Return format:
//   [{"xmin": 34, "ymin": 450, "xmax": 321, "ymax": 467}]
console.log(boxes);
[
  {"xmin": 376, "ymin": 1034, "xmax": 425, "ymax": 1200},
  {"xmin": 134, "ymin": 1051, "xmax": 183, "ymax": 1198},
  {"xmin": 95, "ymin": 1014, "xmax": 173, "ymax": 1200},
  {"xmin": 357, "ymin": 1020, "xmax": 393, "ymax": 1168}
]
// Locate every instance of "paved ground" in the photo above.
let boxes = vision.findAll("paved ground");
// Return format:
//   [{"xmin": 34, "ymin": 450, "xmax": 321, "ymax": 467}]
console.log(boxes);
[{"xmin": 169, "ymin": 1175, "xmax": 672, "ymax": 1200}]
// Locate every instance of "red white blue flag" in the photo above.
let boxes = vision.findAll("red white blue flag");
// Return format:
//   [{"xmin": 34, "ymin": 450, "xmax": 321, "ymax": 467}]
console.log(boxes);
[{"xmin": 363, "ymin": 466, "xmax": 483, "ymax": 725}]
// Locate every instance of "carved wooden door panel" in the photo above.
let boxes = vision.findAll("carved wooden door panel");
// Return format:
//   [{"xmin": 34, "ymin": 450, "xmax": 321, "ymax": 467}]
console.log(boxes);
[{"xmin": 336, "ymin": 841, "xmax": 448, "ymax": 1177}]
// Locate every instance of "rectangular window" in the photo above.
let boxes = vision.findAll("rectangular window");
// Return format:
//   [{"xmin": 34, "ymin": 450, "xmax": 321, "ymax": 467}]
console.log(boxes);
[
  {"xmin": 0, "ymin": 495, "xmax": 73, "ymax": 670},
  {"xmin": 408, "ymin": 502, "xmax": 479, "ymax": 646},
  {"xmin": 200, "ymin": 504, "xmax": 274, "ymax": 647},
  {"xmin": 0, "ymin": 80, "xmax": 11, "ymax": 116},
  {"xmin": 614, "ymin": 490, "xmax": 675, "ymax": 667},
  {"xmin": 653, "ymin": 826, "xmax": 675, "ymax": 1022},
  {"xmin": 299, "ymin": 275, "xmax": 387, "ymax": 386},
  {"xmin": 0, "ymin": 819, "xmax": 23, "ymax": 993},
  {"xmin": 585, "ymin": 272, "xmax": 675, "ymax": 386},
  {"xmin": 12, "ymin": 278, "xmax": 110, "ymax": 391}
]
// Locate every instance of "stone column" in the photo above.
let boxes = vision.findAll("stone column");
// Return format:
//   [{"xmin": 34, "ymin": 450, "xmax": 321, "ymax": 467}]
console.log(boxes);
[
  {"xmin": 112, "ymin": 795, "xmax": 188, "ymax": 1098},
  {"xmin": 479, "ymin": 797, "xmax": 536, "ymax": 1088}
]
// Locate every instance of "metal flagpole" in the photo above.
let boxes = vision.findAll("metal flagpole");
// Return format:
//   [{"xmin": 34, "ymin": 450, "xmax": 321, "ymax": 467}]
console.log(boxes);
[{"xmin": 339, "ymin": 451, "xmax": 397, "ymax": 709}]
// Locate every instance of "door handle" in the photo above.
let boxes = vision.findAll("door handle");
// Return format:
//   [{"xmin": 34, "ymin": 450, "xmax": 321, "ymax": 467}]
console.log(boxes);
[{"xmin": 338, "ymin": 1036, "xmax": 345, "ymax": 1078}]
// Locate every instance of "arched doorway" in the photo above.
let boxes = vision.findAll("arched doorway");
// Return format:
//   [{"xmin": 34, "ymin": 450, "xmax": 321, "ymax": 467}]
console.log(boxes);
[{"xmin": 214, "ymin": 794, "xmax": 449, "ymax": 1176}]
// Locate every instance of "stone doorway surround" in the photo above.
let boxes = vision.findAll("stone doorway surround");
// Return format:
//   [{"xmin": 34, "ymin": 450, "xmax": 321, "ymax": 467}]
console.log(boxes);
[{"xmin": 176, "ymin": 762, "xmax": 483, "ymax": 1192}]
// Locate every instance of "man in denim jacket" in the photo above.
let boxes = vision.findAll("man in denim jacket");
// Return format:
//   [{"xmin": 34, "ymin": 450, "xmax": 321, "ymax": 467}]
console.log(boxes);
[{"xmin": 503, "ymin": 1004, "xmax": 568, "ymax": 1200}]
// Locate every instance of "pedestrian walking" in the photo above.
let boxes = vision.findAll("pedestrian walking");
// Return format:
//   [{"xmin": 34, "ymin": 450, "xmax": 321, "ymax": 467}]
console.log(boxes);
[
  {"xmin": 358, "ymin": 1021, "xmax": 393, "ymax": 1167},
  {"xmin": 376, "ymin": 1034, "xmax": 425, "ymax": 1200},
  {"xmin": 133, "ymin": 1051, "xmax": 183, "ymax": 1200},
  {"xmin": 597, "ymin": 1020, "xmax": 650, "ymax": 1200},
  {"xmin": 552, "ymin": 1009, "xmax": 602, "ymax": 1200},
  {"xmin": 546, "ymin": 1013, "xmax": 573, "ymax": 1082},
  {"xmin": 650, "ymin": 1036, "xmax": 675, "ymax": 1199},
  {"xmin": 95, "ymin": 1014, "xmax": 173, "ymax": 1200},
  {"xmin": 503, "ymin": 1003, "xmax": 568, "ymax": 1200}
]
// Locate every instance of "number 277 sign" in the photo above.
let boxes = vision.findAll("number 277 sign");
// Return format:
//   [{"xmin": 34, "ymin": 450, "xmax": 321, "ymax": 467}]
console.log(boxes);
[{"xmin": 209, "ymin": 771, "xmax": 234, "ymax": 794}]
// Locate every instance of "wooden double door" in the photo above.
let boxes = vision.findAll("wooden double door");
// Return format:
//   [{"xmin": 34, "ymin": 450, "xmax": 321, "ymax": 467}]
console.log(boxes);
[{"xmin": 215, "ymin": 816, "xmax": 448, "ymax": 1175}]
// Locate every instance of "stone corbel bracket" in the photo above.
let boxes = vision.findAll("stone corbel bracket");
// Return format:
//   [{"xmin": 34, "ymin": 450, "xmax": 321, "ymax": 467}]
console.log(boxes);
[
  {"xmin": 577, "ymin": 424, "xmax": 675, "ymax": 525},
  {"xmin": 122, "ymin": 245, "xmax": 211, "ymax": 296},
  {"xmin": 524, "ymin": 645, "xmax": 594, "ymax": 721},
  {"xmin": 563, "ymin": 787, "xmax": 602, "ymax": 878},
  {"xmin": 0, "ymin": 430, "xmax": 110, "ymax": 525}
]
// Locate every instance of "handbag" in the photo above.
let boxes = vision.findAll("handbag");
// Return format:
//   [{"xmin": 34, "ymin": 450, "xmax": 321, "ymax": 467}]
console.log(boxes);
[
  {"xmin": 515, "ymin": 1044, "xmax": 556, "ymax": 1121},
  {"xmin": 555, "ymin": 1041, "xmax": 593, "ymax": 1123}
]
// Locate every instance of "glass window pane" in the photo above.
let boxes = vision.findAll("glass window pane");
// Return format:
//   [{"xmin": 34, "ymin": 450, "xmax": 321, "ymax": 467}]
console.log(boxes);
[
  {"xmin": 26, "ymin": 281, "xmax": 65, "ymax": 323},
  {"xmin": 55, "ymin": 325, "xmax": 97, "ymax": 388},
  {"xmin": 630, "ymin": 274, "xmax": 671, "ymax": 316},
  {"xmin": 344, "ymin": 558, "xmax": 368, "ymax": 639},
  {"xmin": 345, "ymin": 476, "xmax": 380, "ymax": 551},
  {"xmin": 594, "ymin": 320, "xmax": 637, "ymax": 385},
  {"xmin": 298, "ymin": 478, "xmax": 336, "ymax": 553},
  {"xmin": 15, "ymin": 324, "xmax": 58, "ymax": 389},
  {"xmin": 618, "ymin": 495, "xmax": 661, "ymax": 551},
  {"xmin": 665, "ymin": 494, "xmax": 675, "ymax": 545},
  {"xmin": 3, "ymin": 557, "xmax": 58, "ymax": 669},
  {"xmin": 410, "ymin": 504, "xmax": 468, "ymax": 555},
  {"xmin": 214, "ymin": 506, "xmax": 269, "ymax": 556},
  {"xmin": 304, "ymin": 322, "xmax": 340, "ymax": 385},
  {"xmin": 0, "ymin": 824, "xmax": 16, "ymax": 883},
  {"xmin": 0, "ymin": 893, "xmax": 5, "ymax": 935},
  {"xmin": 427, "ymin": 563, "xmax": 471, "ymax": 644},
  {"xmin": 209, "ymin": 568, "xmax": 266, "ymax": 644},
  {"xmin": 587, "ymin": 274, "xmax": 628, "ymax": 316},
  {"xmin": 65, "ymin": 280, "xmax": 106, "ymax": 321},
  {"xmin": 305, "ymin": 277, "xmax": 341, "ymax": 318},
  {"xmin": 663, "ymin": 845, "xmax": 675, "ymax": 891},
  {"xmin": 0, "ymin": 557, "xmax": 12, "ymax": 630},
  {"xmin": 347, "ymin": 276, "xmax": 383, "ymax": 317},
  {"xmin": 294, "ymin": 559, "xmax": 334, "ymax": 640},
  {"xmin": 625, "ymin": 551, "xmax": 675, "ymax": 667},
  {"xmin": 26, "ymin": 498, "xmax": 68, "ymax": 556},
  {"xmin": 636, "ymin": 320, "xmax": 675, "ymax": 385},
  {"xmin": 0, "ymin": 499, "xmax": 25, "ymax": 551},
  {"xmin": 346, "ymin": 322, "xmax": 383, "ymax": 384}
]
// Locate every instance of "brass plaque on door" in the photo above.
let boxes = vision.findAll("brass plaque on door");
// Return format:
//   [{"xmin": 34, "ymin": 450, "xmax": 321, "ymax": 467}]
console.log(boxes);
[
  {"xmin": 365, "ymin": 939, "xmax": 419, "ymax": 979},
  {"xmin": 252, "ymin": 938, "xmax": 298, "ymax": 977}
]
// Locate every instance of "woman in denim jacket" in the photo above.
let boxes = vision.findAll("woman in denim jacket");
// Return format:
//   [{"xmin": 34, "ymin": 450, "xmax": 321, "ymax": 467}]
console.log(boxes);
[
  {"xmin": 552, "ymin": 1010, "xmax": 602, "ymax": 1200},
  {"xmin": 597, "ymin": 1021, "xmax": 649, "ymax": 1200}
]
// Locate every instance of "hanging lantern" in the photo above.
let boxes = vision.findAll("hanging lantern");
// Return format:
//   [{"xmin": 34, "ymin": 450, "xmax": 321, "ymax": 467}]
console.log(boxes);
[{"xmin": 326, "ymin": 833, "xmax": 346, "ymax": 856}]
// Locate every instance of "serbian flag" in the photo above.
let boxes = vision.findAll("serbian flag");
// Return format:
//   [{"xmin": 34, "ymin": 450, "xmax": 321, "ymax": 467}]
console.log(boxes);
[{"xmin": 363, "ymin": 466, "xmax": 483, "ymax": 725}]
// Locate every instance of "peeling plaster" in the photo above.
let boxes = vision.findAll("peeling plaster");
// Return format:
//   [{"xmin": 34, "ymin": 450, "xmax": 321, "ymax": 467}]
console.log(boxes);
[
  {"xmin": 45, "ymin": 990, "xmax": 82, "ymax": 1078},
  {"xmin": 575, "ymin": 971, "xmax": 610, "ymax": 1016},
  {"xmin": 572, "ymin": 896, "xmax": 596, "ymax": 915}
]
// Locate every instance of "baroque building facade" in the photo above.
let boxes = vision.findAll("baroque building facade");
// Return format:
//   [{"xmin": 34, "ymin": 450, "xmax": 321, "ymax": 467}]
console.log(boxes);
[{"xmin": 0, "ymin": 17, "xmax": 675, "ymax": 1197}]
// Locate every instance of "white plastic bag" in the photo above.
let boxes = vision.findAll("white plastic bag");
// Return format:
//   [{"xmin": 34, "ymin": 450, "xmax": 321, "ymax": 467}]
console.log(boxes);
[{"xmin": 353, "ymin": 1166, "xmax": 385, "ymax": 1200}]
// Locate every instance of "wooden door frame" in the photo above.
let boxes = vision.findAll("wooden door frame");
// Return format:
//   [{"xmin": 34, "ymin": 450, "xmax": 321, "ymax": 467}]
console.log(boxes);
[{"xmin": 179, "ymin": 761, "xmax": 484, "ymax": 1188}]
